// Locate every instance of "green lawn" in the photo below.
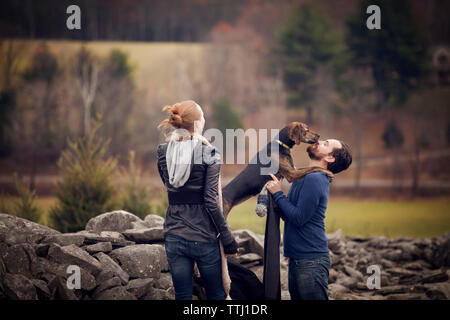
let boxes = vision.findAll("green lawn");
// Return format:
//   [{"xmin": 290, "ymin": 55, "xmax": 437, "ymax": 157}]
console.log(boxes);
[
  {"xmin": 226, "ymin": 198, "xmax": 450, "ymax": 238},
  {"xmin": 1, "ymin": 196, "xmax": 449, "ymax": 238}
]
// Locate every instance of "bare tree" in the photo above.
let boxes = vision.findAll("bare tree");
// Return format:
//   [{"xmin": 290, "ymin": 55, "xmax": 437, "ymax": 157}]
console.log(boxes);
[{"xmin": 73, "ymin": 46, "xmax": 99, "ymax": 136}]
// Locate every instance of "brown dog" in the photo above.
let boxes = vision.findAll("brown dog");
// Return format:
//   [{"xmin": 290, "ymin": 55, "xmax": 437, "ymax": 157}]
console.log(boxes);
[{"xmin": 221, "ymin": 122, "xmax": 334, "ymax": 218}]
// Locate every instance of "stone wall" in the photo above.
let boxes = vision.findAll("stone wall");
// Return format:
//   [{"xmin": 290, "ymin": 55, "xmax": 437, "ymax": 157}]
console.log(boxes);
[{"xmin": 0, "ymin": 211, "xmax": 449, "ymax": 300}]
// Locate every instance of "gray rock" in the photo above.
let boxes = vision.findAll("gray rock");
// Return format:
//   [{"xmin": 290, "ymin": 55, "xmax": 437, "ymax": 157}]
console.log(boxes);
[
  {"xmin": 367, "ymin": 237, "xmax": 390, "ymax": 249},
  {"xmin": 3, "ymin": 273, "xmax": 38, "ymax": 300},
  {"xmin": 386, "ymin": 293, "xmax": 428, "ymax": 300},
  {"xmin": 85, "ymin": 210, "xmax": 148, "ymax": 233},
  {"xmin": 35, "ymin": 243, "xmax": 51, "ymax": 257},
  {"xmin": 3, "ymin": 243, "xmax": 40, "ymax": 278},
  {"xmin": 48, "ymin": 244, "xmax": 102, "ymax": 276},
  {"xmin": 94, "ymin": 286, "xmax": 137, "ymax": 300},
  {"xmin": 343, "ymin": 266, "xmax": 364, "ymax": 281},
  {"xmin": 109, "ymin": 244, "xmax": 162, "ymax": 279},
  {"xmin": 84, "ymin": 242, "xmax": 112, "ymax": 254},
  {"xmin": 153, "ymin": 273, "xmax": 172, "ymax": 290},
  {"xmin": 328, "ymin": 283, "xmax": 350, "ymax": 296},
  {"xmin": 48, "ymin": 275, "xmax": 80, "ymax": 300},
  {"xmin": 423, "ymin": 282, "xmax": 450, "ymax": 299},
  {"xmin": 336, "ymin": 276, "xmax": 359, "ymax": 289},
  {"xmin": 125, "ymin": 278, "xmax": 154, "ymax": 298},
  {"xmin": 78, "ymin": 230, "xmax": 126, "ymax": 240},
  {"xmin": 236, "ymin": 253, "xmax": 263, "ymax": 265},
  {"xmin": 99, "ymin": 231, "xmax": 126, "ymax": 239},
  {"xmin": 0, "ymin": 254, "xmax": 6, "ymax": 279},
  {"xmin": 403, "ymin": 260, "xmax": 431, "ymax": 271},
  {"xmin": 95, "ymin": 270, "xmax": 115, "ymax": 283},
  {"xmin": 392, "ymin": 242, "xmax": 420, "ymax": 261},
  {"xmin": 420, "ymin": 269, "xmax": 449, "ymax": 284},
  {"xmin": 232, "ymin": 229, "xmax": 264, "ymax": 258},
  {"xmin": 37, "ymin": 258, "xmax": 97, "ymax": 291},
  {"xmin": 31, "ymin": 279, "xmax": 52, "ymax": 300},
  {"xmin": 327, "ymin": 229, "xmax": 346, "ymax": 254},
  {"xmin": 423, "ymin": 248, "xmax": 434, "ymax": 264},
  {"xmin": 92, "ymin": 276, "xmax": 122, "ymax": 297},
  {"xmin": 380, "ymin": 258, "xmax": 394, "ymax": 269},
  {"xmin": 154, "ymin": 244, "xmax": 169, "ymax": 272},
  {"xmin": 385, "ymin": 267, "xmax": 418, "ymax": 279},
  {"xmin": 377, "ymin": 285, "xmax": 419, "ymax": 296},
  {"xmin": 94, "ymin": 252, "xmax": 129, "ymax": 285},
  {"xmin": 331, "ymin": 292, "xmax": 369, "ymax": 300},
  {"xmin": 328, "ymin": 268, "xmax": 339, "ymax": 283},
  {"xmin": 0, "ymin": 213, "xmax": 60, "ymax": 245},
  {"xmin": 384, "ymin": 249, "xmax": 403, "ymax": 262},
  {"xmin": 122, "ymin": 227, "xmax": 164, "ymax": 243},
  {"xmin": 432, "ymin": 235, "xmax": 450, "ymax": 267},
  {"xmin": 142, "ymin": 287, "xmax": 173, "ymax": 300},
  {"xmin": 41, "ymin": 234, "xmax": 85, "ymax": 247},
  {"xmin": 144, "ymin": 214, "xmax": 165, "ymax": 228},
  {"xmin": 81, "ymin": 233, "xmax": 135, "ymax": 248}
]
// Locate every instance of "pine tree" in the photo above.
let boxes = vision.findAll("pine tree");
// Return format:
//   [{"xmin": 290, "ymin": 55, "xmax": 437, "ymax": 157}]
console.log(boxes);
[
  {"xmin": 49, "ymin": 117, "xmax": 119, "ymax": 232},
  {"xmin": 10, "ymin": 172, "xmax": 42, "ymax": 223},
  {"xmin": 346, "ymin": 0, "xmax": 429, "ymax": 107},
  {"xmin": 273, "ymin": 3, "xmax": 341, "ymax": 124}
]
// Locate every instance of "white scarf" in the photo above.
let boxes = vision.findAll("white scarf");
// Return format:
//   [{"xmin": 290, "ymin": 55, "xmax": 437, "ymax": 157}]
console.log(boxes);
[{"xmin": 166, "ymin": 131, "xmax": 203, "ymax": 188}]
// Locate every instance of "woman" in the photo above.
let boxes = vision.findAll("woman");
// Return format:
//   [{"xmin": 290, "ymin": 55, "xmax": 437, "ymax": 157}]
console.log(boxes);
[{"xmin": 156, "ymin": 100, "xmax": 238, "ymax": 300}]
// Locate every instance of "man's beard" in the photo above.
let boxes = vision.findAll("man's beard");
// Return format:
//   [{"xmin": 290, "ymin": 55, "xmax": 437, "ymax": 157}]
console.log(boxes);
[{"xmin": 307, "ymin": 144, "xmax": 323, "ymax": 161}]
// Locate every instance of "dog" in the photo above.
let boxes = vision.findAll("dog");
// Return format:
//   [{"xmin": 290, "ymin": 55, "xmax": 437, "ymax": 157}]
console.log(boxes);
[{"xmin": 221, "ymin": 122, "xmax": 334, "ymax": 218}]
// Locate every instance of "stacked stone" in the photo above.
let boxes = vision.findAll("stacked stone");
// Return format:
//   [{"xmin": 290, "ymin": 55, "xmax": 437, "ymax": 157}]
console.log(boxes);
[
  {"xmin": 0, "ymin": 211, "xmax": 173, "ymax": 300},
  {"xmin": 1, "ymin": 211, "xmax": 449, "ymax": 300}
]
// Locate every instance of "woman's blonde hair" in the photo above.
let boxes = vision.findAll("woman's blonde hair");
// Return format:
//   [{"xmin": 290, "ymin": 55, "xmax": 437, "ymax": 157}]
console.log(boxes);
[{"xmin": 157, "ymin": 100, "xmax": 209, "ymax": 144}]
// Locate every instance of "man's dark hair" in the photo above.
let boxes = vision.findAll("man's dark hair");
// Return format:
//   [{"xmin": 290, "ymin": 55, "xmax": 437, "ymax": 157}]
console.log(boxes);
[{"xmin": 328, "ymin": 141, "xmax": 352, "ymax": 174}]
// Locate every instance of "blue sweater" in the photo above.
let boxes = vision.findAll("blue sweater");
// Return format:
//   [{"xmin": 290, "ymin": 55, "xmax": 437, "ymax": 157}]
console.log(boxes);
[{"xmin": 272, "ymin": 172, "xmax": 330, "ymax": 259}]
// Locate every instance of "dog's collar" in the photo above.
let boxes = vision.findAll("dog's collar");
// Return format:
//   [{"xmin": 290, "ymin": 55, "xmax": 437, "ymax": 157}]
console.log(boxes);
[{"xmin": 275, "ymin": 139, "xmax": 291, "ymax": 150}]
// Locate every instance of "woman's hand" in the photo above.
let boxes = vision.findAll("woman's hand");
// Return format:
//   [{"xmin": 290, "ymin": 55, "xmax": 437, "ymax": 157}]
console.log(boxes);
[{"xmin": 266, "ymin": 173, "xmax": 283, "ymax": 194}]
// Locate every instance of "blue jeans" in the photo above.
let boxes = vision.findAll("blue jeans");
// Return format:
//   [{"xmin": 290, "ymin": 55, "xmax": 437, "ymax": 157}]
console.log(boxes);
[
  {"xmin": 288, "ymin": 255, "xmax": 330, "ymax": 300},
  {"xmin": 164, "ymin": 234, "xmax": 225, "ymax": 300}
]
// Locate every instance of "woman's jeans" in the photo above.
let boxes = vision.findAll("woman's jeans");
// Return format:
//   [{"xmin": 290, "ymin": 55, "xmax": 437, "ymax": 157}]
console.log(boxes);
[
  {"xmin": 164, "ymin": 234, "xmax": 225, "ymax": 300},
  {"xmin": 288, "ymin": 255, "xmax": 330, "ymax": 300}
]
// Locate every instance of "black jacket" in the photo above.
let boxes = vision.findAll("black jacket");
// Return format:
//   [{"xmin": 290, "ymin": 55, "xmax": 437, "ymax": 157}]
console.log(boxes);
[{"xmin": 157, "ymin": 141, "xmax": 235, "ymax": 247}]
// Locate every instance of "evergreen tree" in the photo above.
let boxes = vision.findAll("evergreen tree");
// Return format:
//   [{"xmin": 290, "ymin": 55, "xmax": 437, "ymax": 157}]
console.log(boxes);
[
  {"xmin": 212, "ymin": 97, "xmax": 243, "ymax": 136},
  {"xmin": 346, "ymin": 0, "xmax": 429, "ymax": 107},
  {"xmin": 11, "ymin": 173, "xmax": 42, "ymax": 223},
  {"xmin": 49, "ymin": 117, "xmax": 119, "ymax": 232},
  {"xmin": 273, "ymin": 3, "xmax": 341, "ymax": 124}
]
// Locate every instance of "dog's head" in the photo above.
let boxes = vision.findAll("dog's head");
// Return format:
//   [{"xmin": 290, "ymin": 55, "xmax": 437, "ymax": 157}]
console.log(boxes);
[{"xmin": 288, "ymin": 122, "xmax": 320, "ymax": 145}]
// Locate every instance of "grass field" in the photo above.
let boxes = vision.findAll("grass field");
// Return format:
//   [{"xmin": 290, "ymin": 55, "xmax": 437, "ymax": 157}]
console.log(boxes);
[
  {"xmin": 1, "ymin": 196, "xmax": 449, "ymax": 238},
  {"xmin": 227, "ymin": 198, "xmax": 450, "ymax": 237}
]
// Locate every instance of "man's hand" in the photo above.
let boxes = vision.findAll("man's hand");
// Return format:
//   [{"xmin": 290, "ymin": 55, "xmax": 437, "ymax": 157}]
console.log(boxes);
[{"xmin": 266, "ymin": 173, "xmax": 283, "ymax": 194}]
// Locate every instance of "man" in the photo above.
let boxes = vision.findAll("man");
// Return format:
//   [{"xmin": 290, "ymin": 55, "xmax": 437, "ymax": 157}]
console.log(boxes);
[{"xmin": 266, "ymin": 139, "xmax": 352, "ymax": 300}]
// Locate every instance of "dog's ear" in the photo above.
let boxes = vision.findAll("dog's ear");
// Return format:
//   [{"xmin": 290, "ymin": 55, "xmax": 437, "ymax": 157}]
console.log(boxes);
[{"xmin": 288, "ymin": 122, "xmax": 304, "ymax": 145}]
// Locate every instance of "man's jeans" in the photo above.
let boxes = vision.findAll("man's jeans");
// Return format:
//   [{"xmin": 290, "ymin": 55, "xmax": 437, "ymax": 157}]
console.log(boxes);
[
  {"xmin": 164, "ymin": 234, "xmax": 225, "ymax": 300},
  {"xmin": 288, "ymin": 255, "xmax": 330, "ymax": 300}
]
